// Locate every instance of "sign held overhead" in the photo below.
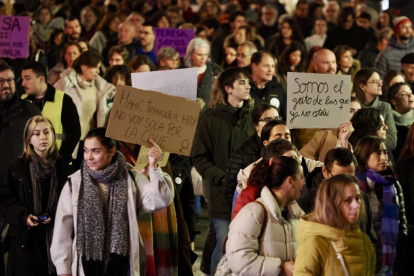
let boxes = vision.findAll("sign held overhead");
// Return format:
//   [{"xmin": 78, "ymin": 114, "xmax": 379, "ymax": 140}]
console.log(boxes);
[
  {"xmin": 287, "ymin": 72, "xmax": 351, "ymax": 129},
  {"xmin": 131, "ymin": 68, "xmax": 197, "ymax": 100},
  {"xmin": 106, "ymin": 85, "xmax": 201, "ymax": 156}
]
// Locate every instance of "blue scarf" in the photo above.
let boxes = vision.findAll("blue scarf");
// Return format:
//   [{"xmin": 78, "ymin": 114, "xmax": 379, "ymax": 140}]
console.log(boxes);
[{"xmin": 363, "ymin": 169, "xmax": 399, "ymax": 276}]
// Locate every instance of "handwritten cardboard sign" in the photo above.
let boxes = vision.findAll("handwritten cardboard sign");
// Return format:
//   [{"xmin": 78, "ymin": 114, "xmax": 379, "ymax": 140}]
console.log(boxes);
[
  {"xmin": 154, "ymin": 28, "xmax": 195, "ymax": 57},
  {"xmin": 131, "ymin": 68, "xmax": 197, "ymax": 100},
  {"xmin": 0, "ymin": 16, "xmax": 30, "ymax": 58},
  {"xmin": 106, "ymin": 85, "xmax": 200, "ymax": 156},
  {"xmin": 287, "ymin": 72, "xmax": 351, "ymax": 129},
  {"xmin": 135, "ymin": 146, "xmax": 170, "ymax": 170}
]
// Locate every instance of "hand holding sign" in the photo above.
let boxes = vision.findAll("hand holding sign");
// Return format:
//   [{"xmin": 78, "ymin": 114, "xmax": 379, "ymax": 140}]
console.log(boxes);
[{"xmin": 148, "ymin": 139, "xmax": 163, "ymax": 169}]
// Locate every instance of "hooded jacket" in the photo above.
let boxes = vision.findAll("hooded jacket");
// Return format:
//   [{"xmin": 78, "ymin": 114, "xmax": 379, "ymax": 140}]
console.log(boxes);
[
  {"xmin": 294, "ymin": 216, "xmax": 376, "ymax": 276},
  {"xmin": 226, "ymin": 186, "xmax": 304, "ymax": 276}
]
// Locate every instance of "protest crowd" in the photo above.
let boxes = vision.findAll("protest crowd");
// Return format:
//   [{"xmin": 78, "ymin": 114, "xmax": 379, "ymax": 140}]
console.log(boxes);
[{"xmin": 1, "ymin": 0, "xmax": 414, "ymax": 275}]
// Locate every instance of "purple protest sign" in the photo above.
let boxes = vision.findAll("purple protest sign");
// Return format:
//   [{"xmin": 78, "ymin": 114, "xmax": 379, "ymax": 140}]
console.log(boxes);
[
  {"xmin": 154, "ymin": 28, "xmax": 195, "ymax": 57},
  {"xmin": 0, "ymin": 16, "xmax": 30, "ymax": 58}
]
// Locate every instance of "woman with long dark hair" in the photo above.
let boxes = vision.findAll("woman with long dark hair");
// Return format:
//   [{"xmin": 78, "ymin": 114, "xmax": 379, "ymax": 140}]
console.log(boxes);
[
  {"xmin": 266, "ymin": 17, "xmax": 305, "ymax": 58},
  {"xmin": 0, "ymin": 116, "xmax": 70, "ymax": 275},
  {"xmin": 51, "ymin": 128, "xmax": 173, "ymax": 276},
  {"xmin": 354, "ymin": 136, "xmax": 407, "ymax": 274},
  {"xmin": 353, "ymin": 68, "xmax": 397, "ymax": 151}
]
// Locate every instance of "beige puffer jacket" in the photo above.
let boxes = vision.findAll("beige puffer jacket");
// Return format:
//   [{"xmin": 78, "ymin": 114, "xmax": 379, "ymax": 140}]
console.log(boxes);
[{"xmin": 226, "ymin": 186, "xmax": 304, "ymax": 276}]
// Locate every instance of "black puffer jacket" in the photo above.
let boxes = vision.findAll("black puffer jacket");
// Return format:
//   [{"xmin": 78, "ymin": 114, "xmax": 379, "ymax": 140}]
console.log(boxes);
[
  {"xmin": 224, "ymin": 133, "xmax": 262, "ymax": 209},
  {"xmin": 249, "ymin": 76, "xmax": 287, "ymax": 119}
]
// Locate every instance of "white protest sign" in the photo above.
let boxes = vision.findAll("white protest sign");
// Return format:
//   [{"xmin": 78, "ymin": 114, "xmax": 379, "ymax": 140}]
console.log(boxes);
[
  {"xmin": 287, "ymin": 72, "xmax": 351, "ymax": 129},
  {"xmin": 131, "ymin": 68, "xmax": 197, "ymax": 100}
]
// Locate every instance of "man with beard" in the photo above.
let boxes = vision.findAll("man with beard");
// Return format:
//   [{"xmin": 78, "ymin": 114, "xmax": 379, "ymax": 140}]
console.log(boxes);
[
  {"xmin": 256, "ymin": 4, "xmax": 279, "ymax": 41},
  {"xmin": 136, "ymin": 22, "xmax": 157, "ymax": 65},
  {"xmin": 0, "ymin": 64, "xmax": 40, "ymax": 174},
  {"xmin": 375, "ymin": 16, "xmax": 414, "ymax": 78},
  {"xmin": 311, "ymin": 48, "xmax": 337, "ymax": 74},
  {"xmin": 80, "ymin": 6, "xmax": 99, "ymax": 41},
  {"xmin": 47, "ymin": 17, "xmax": 83, "ymax": 69}
]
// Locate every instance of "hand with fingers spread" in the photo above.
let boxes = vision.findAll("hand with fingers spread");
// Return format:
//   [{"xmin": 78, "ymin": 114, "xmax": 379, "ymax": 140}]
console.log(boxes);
[{"xmin": 148, "ymin": 139, "xmax": 163, "ymax": 169}]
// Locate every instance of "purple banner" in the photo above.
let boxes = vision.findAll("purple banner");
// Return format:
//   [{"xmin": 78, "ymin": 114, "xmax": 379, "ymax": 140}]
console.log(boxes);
[
  {"xmin": 0, "ymin": 16, "xmax": 30, "ymax": 58},
  {"xmin": 154, "ymin": 28, "xmax": 195, "ymax": 57}
]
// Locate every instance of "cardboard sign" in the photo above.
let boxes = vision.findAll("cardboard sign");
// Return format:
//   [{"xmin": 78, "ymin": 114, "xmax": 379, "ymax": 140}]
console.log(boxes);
[
  {"xmin": 106, "ymin": 85, "xmax": 201, "ymax": 156},
  {"xmin": 154, "ymin": 28, "xmax": 195, "ymax": 57},
  {"xmin": 287, "ymin": 72, "xmax": 351, "ymax": 129},
  {"xmin": 0, "ymin": 16, "xmax": 30, "ymax": 58},
  {"xmin": 135, "ymin": 146, "xmax": 170, "ymax": 170},
  {"xmin": 131, "ymin": 68, "xmax": 197, "ymax": 100}
]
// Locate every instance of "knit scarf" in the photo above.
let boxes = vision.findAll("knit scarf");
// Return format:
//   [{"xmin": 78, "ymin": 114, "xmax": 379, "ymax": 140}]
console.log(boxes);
[
  {"xmin": 76, "ymin": 152, "xmax": 129, "ymax": 269},
  {"xmin": 120, "ymin": 144, "xmax": 178, "ymax": 276},
  {"xmin": 29, "ymin": 154, "xmax": 58, "ymax": 274},
  {"xmin": 358, "ymin": 169, "xmax": 399, "ymax": 276}
]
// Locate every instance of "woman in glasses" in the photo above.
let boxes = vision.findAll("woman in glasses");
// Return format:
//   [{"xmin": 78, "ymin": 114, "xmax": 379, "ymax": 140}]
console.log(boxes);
[
  {"xmin": 387, "ymin": 83, "xmax": 414, "ymax": 160},
  {"xmin": 224, "ymin": 103, "xmax": 280, "ymax": 211},
  {"xmin": 300, "ymin": 97, "xmax": 360, "ymax": 162},
  {"xmin": 354, "ymin": 136, "xmax": 407, "ymax": 275},
  {"xmin": 353, "ymin": 68, "xmax": 397, "ymax": 151}
]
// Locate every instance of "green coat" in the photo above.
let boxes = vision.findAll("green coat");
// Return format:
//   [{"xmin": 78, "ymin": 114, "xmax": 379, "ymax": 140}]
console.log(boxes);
[{"xmin": 191, "ymin": 102, "xmax": 255, "ymax": 218}]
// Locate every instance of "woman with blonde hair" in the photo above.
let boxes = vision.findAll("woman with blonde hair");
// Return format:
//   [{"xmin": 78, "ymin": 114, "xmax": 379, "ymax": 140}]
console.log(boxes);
[
  {"xmin": 294, "ymin": 174, "xmax": 376, "ymax": 275},
  {"xmin": 0, "ymin": 116, "xmax": 70, "ymax": 276},
  {"xmin": 184, "ymin": 37, "xmax": 222, "ymax": 112}
]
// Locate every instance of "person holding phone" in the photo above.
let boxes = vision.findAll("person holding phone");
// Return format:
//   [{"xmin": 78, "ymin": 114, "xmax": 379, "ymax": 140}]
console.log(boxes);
[
  {"xmin": 51, "ymin": 127, "xmax": 174, "ymax": 276},
  {"xmin": 0, "ymin": 116, "xmax": 70, "ymax": 276}
]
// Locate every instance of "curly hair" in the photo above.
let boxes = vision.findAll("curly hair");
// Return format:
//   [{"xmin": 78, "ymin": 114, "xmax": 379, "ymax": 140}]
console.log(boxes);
[{"xmin": 349, "ymin": 108, "xmax": 382, "ymax": 148}]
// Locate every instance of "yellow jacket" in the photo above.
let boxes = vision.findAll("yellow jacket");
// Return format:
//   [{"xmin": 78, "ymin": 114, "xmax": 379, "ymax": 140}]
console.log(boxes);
[{"xmin": 294, "ymin": 216, "xmax": 375, "ymax": 276}]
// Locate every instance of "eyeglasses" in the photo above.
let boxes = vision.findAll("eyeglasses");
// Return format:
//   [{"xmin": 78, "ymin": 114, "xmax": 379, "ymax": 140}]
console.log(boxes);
[
  {"xmin": 366, "ymin": 79, "xmax": 383, "ymax": 85},
  {"xmin": 0, "ymin": 78, "xmax": 14, "ymax": 86},
  {"xmin": 259, "ymin": 116, "xmax": 283, "ymax": 123}
]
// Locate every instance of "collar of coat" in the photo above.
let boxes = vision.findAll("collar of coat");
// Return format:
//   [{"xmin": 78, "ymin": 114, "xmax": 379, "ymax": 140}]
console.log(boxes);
[{"xmin": 260, "ymin": 186, "xmax": 304, "ymax": 222}]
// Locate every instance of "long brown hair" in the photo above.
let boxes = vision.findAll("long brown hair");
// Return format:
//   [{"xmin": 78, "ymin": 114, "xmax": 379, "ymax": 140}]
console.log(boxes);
[{"xmin": 309, "ymin": 174, "xmax": 365, "ymax": 229}]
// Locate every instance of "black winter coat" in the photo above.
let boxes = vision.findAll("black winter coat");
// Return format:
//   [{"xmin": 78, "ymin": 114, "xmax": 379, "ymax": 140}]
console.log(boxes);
[
  {"xmin": 224, "ymin": 133, "xmax": 262, "ymax": 209},
  {"xmin": 0, "ymin": 157, "xmax": 69, "ymax": 276},
  {"xmin": 0, "ymin": 93, "xmax": 41, "ymax": 175},
  {"xmin": 191, "ymin": 102, "xmax": 255, "ymax": 218},
  {"xmin": 323, "ymin": 23, "xmax": 369, "ymax": 55},
  {"xmin": 249, "ymin": 76, "xmax": 287, "ymax": 119}
]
